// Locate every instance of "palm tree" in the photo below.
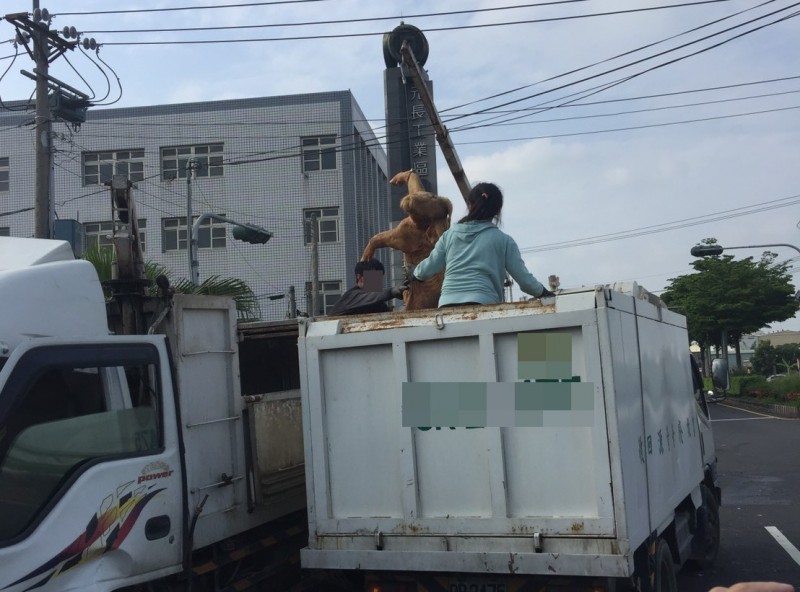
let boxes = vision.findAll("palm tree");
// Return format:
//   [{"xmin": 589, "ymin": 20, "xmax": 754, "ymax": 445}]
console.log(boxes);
[{"xmin": 82, "ymin": 243, "xmax": 260, "ymax": 320}]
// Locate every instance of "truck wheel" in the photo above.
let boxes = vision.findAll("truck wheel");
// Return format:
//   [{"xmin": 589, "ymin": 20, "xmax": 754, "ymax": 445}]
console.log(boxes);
[
  {"xmin": 689, "ymin": 484, "xmax": 721, "ymax": 568},
  {"xmin": 654, "ymin": 539, "xmax": 677, "ymax": 592}
]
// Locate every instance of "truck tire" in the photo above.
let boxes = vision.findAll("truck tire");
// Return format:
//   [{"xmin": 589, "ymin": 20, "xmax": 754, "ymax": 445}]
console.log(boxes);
[
  {"xmin": 654, "ymin": 539, "xmax": 677, "ymax": 592},
  {"xmin": 689, "ymin": 484, "xmax": 721, "ymax": 568}
]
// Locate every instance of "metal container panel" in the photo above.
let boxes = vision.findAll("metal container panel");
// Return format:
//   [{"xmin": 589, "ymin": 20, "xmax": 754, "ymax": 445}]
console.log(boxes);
[
  {"xmin": 248, "ymin": 390, "xmax": 305, "ymax": 502},
  {"xmin": 300, "ymin": 286, "xmax": 711, "ymax": 577},
  {"xmin": 300, "ymin": 301, "xmax": 621, "ymax": 575}
]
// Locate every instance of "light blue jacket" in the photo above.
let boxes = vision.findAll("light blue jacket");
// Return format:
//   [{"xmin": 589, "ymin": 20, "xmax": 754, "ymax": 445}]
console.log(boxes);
[{"xmin": 413, "ymin": 221, "xmax": 545, "ymax": 306}]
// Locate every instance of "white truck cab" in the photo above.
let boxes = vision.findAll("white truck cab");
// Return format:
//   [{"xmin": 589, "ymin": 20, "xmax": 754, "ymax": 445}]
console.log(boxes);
[{"xmin": 0, "ymin": 238, "xmax": 306, "ymax": 592}]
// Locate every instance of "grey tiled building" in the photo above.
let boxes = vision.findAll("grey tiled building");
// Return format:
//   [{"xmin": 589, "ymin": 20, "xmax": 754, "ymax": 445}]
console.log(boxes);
[{"xmin": 0, "ymin": 91, "xmax": 390, "ymax": 319}]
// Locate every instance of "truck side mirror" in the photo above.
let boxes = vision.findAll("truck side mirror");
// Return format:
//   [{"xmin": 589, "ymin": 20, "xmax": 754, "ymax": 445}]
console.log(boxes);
[{"xmin": 711, "ymin": 358, "xmax": 730, "ymax": 391}]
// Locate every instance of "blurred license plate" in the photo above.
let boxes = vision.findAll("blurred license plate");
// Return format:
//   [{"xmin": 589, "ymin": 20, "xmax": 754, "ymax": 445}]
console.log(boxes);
[{"xmin": 448, "ymin": 580, "xmax": 507, "ymax": 592}]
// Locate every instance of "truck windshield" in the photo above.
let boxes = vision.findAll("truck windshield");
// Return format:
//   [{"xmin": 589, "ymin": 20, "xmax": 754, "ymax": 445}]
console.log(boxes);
[{"xmin": 0, "ymin": 343, "xmax": 162, "ymax": 544}]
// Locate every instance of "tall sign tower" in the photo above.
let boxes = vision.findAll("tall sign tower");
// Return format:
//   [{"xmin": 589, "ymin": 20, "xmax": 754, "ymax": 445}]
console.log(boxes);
[
  {"xmin": 382, "ymin": 24, "xmax": 438, "ymax": 282},
  {"xmin": 383, "ymin": 24, "xmax": 438, "ymax": 221}
]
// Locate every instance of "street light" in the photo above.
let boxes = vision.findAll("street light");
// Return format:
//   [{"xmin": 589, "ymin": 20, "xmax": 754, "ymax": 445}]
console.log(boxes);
[
  {"xmin": 691, "ymin": 242, "xmax": 800, "ymax": 257},
  {"xmin": 191, "ymin": 214, "xmax": 273, "ymax": 286}
]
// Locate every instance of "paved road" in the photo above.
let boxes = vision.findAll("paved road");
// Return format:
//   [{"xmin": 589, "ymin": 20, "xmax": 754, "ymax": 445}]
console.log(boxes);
[{"xmin": 677, "ymin": 403, "xmax": 800, "ymax": 590}]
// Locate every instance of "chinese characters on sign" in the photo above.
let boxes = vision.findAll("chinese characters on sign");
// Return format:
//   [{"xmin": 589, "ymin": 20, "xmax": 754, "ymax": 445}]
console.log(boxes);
[{"xmin": 408, "ymin": 85, "xmax": 432, "ymax": 179}]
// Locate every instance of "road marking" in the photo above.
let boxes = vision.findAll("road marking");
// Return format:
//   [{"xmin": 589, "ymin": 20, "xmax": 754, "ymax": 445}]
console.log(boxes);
[
  {"xmin": 765, "ymin": 526, "xmax": 800, "ymax": 566},
  {"xmin": 718, "ymin": 403, "xmax": 788, "ymax": 420},
  {"xmin": 711, "ymin": 417, "xmax": 773, "ymax": 422}
]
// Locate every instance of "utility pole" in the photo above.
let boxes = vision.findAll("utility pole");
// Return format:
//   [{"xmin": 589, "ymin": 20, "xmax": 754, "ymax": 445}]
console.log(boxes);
[
  {"xmin": 32, "ymin": 1, "xmax": 50, "ymax": 238},
  {"xmin": 5, "ymin": 5, "xmax": 87, "ymax": 239},
  {"xmin": 310, "ymin": 214, "xmax": 320, "ymax": 317},
  {"xmin": 186, "ymin": 159, "xmax": 198, "ymax": 284}
]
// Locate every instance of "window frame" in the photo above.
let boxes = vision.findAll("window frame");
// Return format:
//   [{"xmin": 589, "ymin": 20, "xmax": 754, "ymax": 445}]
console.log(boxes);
[
  {"xmin": 83, "ymin": 219, "xmax": 147, "ymax": 252},
  {"xmin": 0, "ymin": 157, "xmax": 9, "ymax": 192},
  {"xmin": 161, "ymin": 144, "xmax": 224, "ymax": 181},
  {"xmin": 303, "ymin": 207, "xmax": 340, "ymax": 245},
  {"xmin": 301, "ymin": 136, "xmax": 337, "ymax": 173},
  {"xmin": 305, "ymin": 280, "xmax": 342, "ymax": 316},
  {"xmin": 82, "ymin": 149, "xmax": 145, "ymax": 187},
  {"xmin": 161, "ymin": 215, "xmax": 227, "ymax": 252}
]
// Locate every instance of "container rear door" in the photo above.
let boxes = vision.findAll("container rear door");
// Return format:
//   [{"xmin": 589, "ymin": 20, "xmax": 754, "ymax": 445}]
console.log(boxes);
[{"xmin": 301, "ymin": 308, "xmax": 616, "ymax": 548}]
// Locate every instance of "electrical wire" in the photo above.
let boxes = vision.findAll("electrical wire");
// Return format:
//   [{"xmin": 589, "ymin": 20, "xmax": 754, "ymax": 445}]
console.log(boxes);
[
  {"xmin": 456, "ymin": 104, "xmax": 800, "ymax": 145},
  {"xmin": 91, "ymin": 48, "xmax": 124, "ymax": 106},
  {"xmin": 61, "ymin": 53, "xmax": 96, "ymax": 100},
  {"xmin": 0, "ymin": 44, "xmax": 29, "ymax": 112},
  {"xmin": 454, "ymin": 89, "xmax": 800, "ymax": 130},
  {"xmin": 98, "ymin": 1, "xmax": 742, "ymax": 45},
  {"xmin": 82, "ymin": 1, "xmax": 733, "ymax": 34},
  {"xmin": 77, "ymin": 46, "xmax": 112, "ymax": 103},
  {"xmin": 60, "ymin": 73, "xmax": 800, "ymax": 133},
  {"xmin": 0, "ymin": 206, "xmax": 35, "ymax": 219},
  {"xmin": 440, "ymin": 0, "xmax": 777, "ymax": 114},
  {"xmin": 519, "ymin": 194, "xmax": 800, "ymax": 253},
  {"xmin": 56, "ymin": 0, "xmax": 336, "ymax": 16},
  {"xmin": 443, "ymin": 2, "xmax": 800, "ymax": 127},
  {"xmin": 449, "ymin": 6, "xmax": 800, "ymax": 134}
]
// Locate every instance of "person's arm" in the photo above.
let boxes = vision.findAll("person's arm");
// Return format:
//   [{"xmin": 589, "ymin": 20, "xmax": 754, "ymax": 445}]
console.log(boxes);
[
  {"xmin": 504, "ymin": 236, "xmax": 547, "ymax": 297},
  {"xmin": 413, "ymin": 232, "xmax": 448, "ymax": 281},
  {"xmin": 329, "ymin": 287, "xmax": 400, "ymax": 316}
]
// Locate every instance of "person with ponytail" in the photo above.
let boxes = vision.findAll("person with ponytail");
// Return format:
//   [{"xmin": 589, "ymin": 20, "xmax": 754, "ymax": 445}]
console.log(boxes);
[{"xmin": 410, "ymin": 182, "xmax": 553, "ymax": 307}]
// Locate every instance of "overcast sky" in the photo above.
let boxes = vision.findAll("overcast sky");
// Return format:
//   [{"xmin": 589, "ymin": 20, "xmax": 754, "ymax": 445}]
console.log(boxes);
[{"xmin": 3, "ymin": 0, "xmax": 800, "ymax": 332}]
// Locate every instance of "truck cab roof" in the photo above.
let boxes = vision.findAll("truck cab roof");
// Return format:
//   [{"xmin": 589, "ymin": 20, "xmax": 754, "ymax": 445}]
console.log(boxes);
[{"xmin": 0, "ymin": 237, "xmax": 110, "ymax": 357}]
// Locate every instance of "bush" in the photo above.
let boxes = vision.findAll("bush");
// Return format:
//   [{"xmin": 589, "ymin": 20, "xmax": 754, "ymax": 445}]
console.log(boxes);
[
  {"xmin": 738, "ymin": 376, "xmax": 769, "ymax": 397},
  {"xmin": 765, "ymin": 374, "xmax": 800, "ymax": 402}
]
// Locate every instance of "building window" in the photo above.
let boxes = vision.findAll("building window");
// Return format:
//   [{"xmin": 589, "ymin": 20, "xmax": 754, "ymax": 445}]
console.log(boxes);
[
  {"xmin": 82, "ymin": 150, "xmax": 145, "ymax": 186},
  {"xmin": 84, "ymin": 220, "xmax": 147, "ymax": 252},
  {"xmin": 161, "ymin": 144, "xmax": 223, "ymax": 181},
  {"xmin": 304, "ymin": 208, "xmax": 339, "ymax": 244},
  {"xmin": 0, "ymin": 227, "xmax": 9, "ymax": 236},
  {"xmin": 162, "ymin": 216, "xmax": 227, "ymax": 252},
  {"xmin": 0, "ymin": 157, "xmax": 8, "ymax": 192},
  {"xmin": 302, "ymin": 136, "xmax": 336, "ymax": 172},
  {"xmin": 305, "ymin": 280, "xmax": 342, "ymax": 316}
]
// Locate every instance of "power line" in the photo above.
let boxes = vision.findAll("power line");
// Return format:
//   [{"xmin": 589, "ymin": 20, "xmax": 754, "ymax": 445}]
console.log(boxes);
[
  {"xmin": 55, "ymin": 0, "xmax": 334, "ymax": 17},
  {"xmin": 70, "ymin": 73, "xmax": 800, "ymax": 127},
  {"xmin": 63, "ymin": 99, "xmax": 797, "ymax": 175},
  {"xmin": 0, "ymin": 206, "xmax": 35, "ymax": 218},
  {"xmin": 82, "ymin": 1, "xmax": 732, "ymax": 34},
  {"xmin": 440, "ymin": 0, "xmax": 775, "ymax": 114},
  {"xmin": 454, "ymin": 88, "xmax": 800, "ymax": 130},
  {"xmin": 456, "ymin": 104, "xmax": 800, "ymax": 145},
  {"xmin": 98, "ymin": 1, "xmax": 741, "ymax": 45},
  {"xmin": 519, "ymin": 194, "xmax": 800, "ymax": 253},
  {"xmin": 443, "ymin": 2, "xmax": 800, "ymax": 127}
]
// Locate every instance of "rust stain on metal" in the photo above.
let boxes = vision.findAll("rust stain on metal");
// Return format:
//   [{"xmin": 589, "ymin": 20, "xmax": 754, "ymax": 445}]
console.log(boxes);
[
  {"xmin": 391, "ymin": 522, "xmax": 431, "ymax": 535},
  {"xmin": 570, "ymin": 521, "xmax": 585, "ymax": 533},
  {"xmin": 338, "ymin": 300, "xmax": 556, "ymax": 333}
]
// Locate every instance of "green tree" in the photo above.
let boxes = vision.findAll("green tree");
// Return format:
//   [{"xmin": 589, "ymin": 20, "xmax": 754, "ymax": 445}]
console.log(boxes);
[
  {"xmin": 662, "ymin": 238, "xmax": 799, "ymax": 371},
  {"xmin": 774, "ymin": 343, "xmax": 800, "ymax": 375},
  {"xmin": 751, "ymin": 341, "xmax": 777, "ymax": 376},
  {"xmin": 83, "ymin": 243, "xmax": 260, "ymax": 320}
]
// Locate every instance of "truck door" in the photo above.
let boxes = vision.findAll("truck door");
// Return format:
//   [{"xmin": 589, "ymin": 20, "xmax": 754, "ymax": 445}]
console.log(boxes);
[{"xmin": 0, "ymin": 337, "xmax": 184, "ymax": 592}]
